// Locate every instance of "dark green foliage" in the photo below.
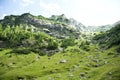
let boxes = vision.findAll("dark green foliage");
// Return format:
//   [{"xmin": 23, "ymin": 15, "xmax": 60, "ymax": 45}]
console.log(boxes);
[
  {"xmin": 109, "ymin": 23, "xmax": 120, "ymax": 34},
  {"xmin": 38, "ymin": 50, "xmax": 46, "ymax": 56},
  {"xmin": 0, "ymin": 48, "xmax": 4, "ymax": 51},
  {"xmin": 93, "ymin": 32, "xmax": 106, "ymax": 40},
  {"xmin": 0, "ymin": 24, "xmax": 59, "ymax": 55},
  {"xmin": 30, "ymin": 48, "xmax": 40, "ymax": 53},
  {"xmin": 47, "ymin": 39, "xmax": 58, "ymax": 50},
  {"xmin": 116, "ymin": 46, "xmax": 120, "ymax": 53},
  {"xmin": 61, "ymin": 37, "xmax": 75, "ymax": 48},
  {"xmin": 79, "ymin": 41, "xmax": 90, "ymax": 51},
  {"xmin": 30, "ymin": 48, "xmax": 46, "ymax": 56},
  {"xmin": 108, "ymin": 34, "xmax": 120, "ymax": 48},
  {"xmin": 85, "ymin": 40, "xmax": 90, "ymax": 45},
  {"xmin": 82, "ymin": 45, "xmax": 90, "ymax": 51},
  {"xmin": 107, "ymin": 52, "xmax": 114, "ymax": 55},
  {"xmin": 0, "ymin": 25, "xmax": 32, "ymax": 47}
]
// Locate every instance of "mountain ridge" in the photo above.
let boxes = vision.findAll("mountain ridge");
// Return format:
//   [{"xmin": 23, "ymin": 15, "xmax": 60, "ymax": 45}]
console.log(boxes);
[
  {"xmin": 1, "ymin": 13, "xmax": 119, "ymax": 34},
  {"xmin": 0, "ymin": 13, "xmax": 87, "ymax": 38}
]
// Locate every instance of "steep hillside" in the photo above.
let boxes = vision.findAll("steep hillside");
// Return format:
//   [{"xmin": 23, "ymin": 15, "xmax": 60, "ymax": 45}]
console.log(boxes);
[{"xmin": 93, "ymin": 21, "xmax": 120, "ymax": 49}]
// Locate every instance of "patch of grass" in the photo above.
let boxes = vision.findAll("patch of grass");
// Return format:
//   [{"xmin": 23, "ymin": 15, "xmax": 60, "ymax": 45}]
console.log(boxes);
[{"xmin": 0, "ymin": 44, "xmax": 120, "ymax": 80}]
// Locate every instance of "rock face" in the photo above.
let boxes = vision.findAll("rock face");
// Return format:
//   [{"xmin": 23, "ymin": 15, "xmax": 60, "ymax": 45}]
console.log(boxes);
[
  {"xmin": 50, "ymin": 14, "xmax": 86, "ymax": 32},
  {"xmin": 69, "ymin": 18, "xmax": 86, "ymax": 32},
  {"xmin": 0, "ymin": 13, "xmax": 87, "ymax": 38}
]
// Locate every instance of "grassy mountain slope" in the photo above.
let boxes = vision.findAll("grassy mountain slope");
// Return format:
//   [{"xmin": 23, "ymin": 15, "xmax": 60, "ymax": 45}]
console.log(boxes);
[
  {"xmin": 0, "ymin": 43, "xmax": 120, "ymax": 80},
  {"xmin": 0, "ymin": 13, "xmax": 120, "ymax": 80}
]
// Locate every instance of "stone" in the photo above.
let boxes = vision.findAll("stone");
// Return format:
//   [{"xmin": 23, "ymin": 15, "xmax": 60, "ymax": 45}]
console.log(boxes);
[
  {"xmin": 58, "ymin": 47, "xmax": 63, "ymax": 52},
  {"xmin": 87, "ymin": 64, "xmax": 91, "ymax": 67},
  {"xmin": 73, "ymin": 65, "xmax": 78, "ymax": 69},
  {"xmin": 17, "ymin": 76, "xmax": 24, "ymax": 80},
  {"xmin": 104, "ymin": 61, "xmax": 108, "ymax": 64},
  {"xmin": 68, "ymin": 73, "xmax": 74, "ymax": 77},
  {"xmin": 56, "ymin": 74, "xmax": 61, "ymax": 78},
  {"xmin": 8, "ymin": 62, "xmax": 15, "ymax": 67},
  {"xmin": 48, "ymin": 77, "xmax": 54, "ymax": 80},
  {"xmin": 108, "ymin": 72, "xmax": 112, "ymax": 75},
  {"xmin": 92, "ymin": 59, "xmax": 99, "ymax": 63},
  {"xmin": 60, "ymin": 60, "xmax": 67, "ymax": 63},
  {"xmin": 36, "ymin": 55, "xmax": 40, "ymax": 61},
  {"xmin": 87, "ymin": 76, "xmax": 91, "ymax": 78}
]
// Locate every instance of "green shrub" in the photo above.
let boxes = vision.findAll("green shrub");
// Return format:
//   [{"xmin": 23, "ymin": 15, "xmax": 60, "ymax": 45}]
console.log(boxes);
[
  {"xmin": 47, "ymin": 39, "xmax": 58, "ymax": 50},
  {"xmin": 0, "ymin": 48, "xmax": 4, "ymax": 51},
  {"xmin": 38, "ymin": 50, "xmax": 46, "ymax": 56},
  {"xmin": 82, "ymin": 45, "xmax": 90, "ymax": 51},
  {"xmin": 61, "ymin": 37, "xmax": 75, "ymax": 48},
  {"xmin": 79, "ymin": 41, "xmax": 90, "ymax": 51},
  {"xmin": 30, "ymin": 48, "xmax": 46, "ymax": 56}
]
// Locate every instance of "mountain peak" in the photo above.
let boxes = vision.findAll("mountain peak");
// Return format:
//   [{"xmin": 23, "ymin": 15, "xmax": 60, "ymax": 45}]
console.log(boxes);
[{"xmin": 50, "ymin": 14, "xmax": 67, "ymax": 20}]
